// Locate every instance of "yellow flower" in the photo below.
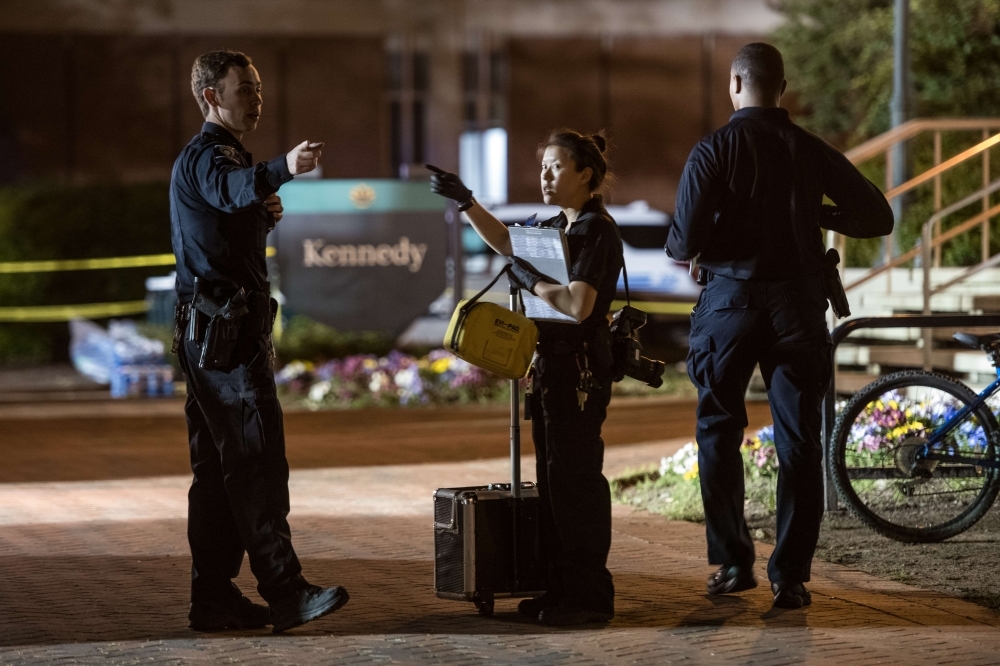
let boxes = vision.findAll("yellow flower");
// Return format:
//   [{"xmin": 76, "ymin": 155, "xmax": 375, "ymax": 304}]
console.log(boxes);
[
  {"xmin": 363, "ymin": 358, "xmax": 377, "ymax": 370},
  {"xmin": 683, "ymin": 462, "xmax": 699, "ymax": 481},
  {"xmin": 431, "ymin": 358, "xmax": 451, "ymax": 374}
]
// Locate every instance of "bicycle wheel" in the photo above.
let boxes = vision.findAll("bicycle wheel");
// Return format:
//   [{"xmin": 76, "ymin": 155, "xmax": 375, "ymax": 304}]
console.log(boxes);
[{"xmin": 830, "ymin": 370, "xmax": 1000, "ymax": 542}]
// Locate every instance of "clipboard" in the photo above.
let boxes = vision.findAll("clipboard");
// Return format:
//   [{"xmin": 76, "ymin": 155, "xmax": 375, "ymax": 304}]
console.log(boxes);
[{"xmin": 508, "ymin": 226, "xmax": 578, "ymax": 323}]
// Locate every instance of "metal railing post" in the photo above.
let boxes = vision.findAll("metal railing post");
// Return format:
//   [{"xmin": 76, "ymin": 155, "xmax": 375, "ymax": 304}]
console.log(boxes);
[
  {"xmin": 984, "ymin": 128, "xmax": 992, "ymax": 264},
  {"xmin": 922, "ymin": 222, "xmax": 933, "ymax": 370},
  {"xmin": 933, "ymin": 130, "xmax": 942, "ymax": 267}
]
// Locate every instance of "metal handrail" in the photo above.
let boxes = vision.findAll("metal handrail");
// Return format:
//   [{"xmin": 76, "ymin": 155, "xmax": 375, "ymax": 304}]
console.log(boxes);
[
  {"xmin": 835, "ymin": 118, "xmax": 1000, "ymax": 303},
  {"xmin": 844, "ymin": 118, "xmax": 1000, "ymax": 163},
  {"xmin": 821, "ymin": 314, "xmax": 1000, "ymax": 511},
  {"xmin": 922, "ymin": 202, "xmax": 1000, "ymax": 297},
  {"xmin": 881, "ymin": 132, "xmax": 1000, "ymax": 203},
  {"xmin": 844, "ymin": 178, "xmax": 1000, "ymax": 293}
]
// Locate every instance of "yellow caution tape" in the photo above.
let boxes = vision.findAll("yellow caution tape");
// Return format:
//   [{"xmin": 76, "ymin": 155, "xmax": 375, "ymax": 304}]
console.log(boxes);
[
  {"xmin": 0, "ymin": 300, "xmax": 150, "ymax": 322},
  {"xmin": 0, "ymin": 254, "xmax": 176, "ymax": 274},
  {"xmin": 0, "ymin": 247, "xmax": 276, "ymax": 274}
]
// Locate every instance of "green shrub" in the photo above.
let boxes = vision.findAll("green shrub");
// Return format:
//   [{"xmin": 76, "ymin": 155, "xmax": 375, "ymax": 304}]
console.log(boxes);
[
  {"xmin": 275, "ymin": 315, "xmax": 395, "ymax": 364},
  {"xmin": 772, "ymin": 0, "xmax": 1000, "ymax": 268},
  {"xmin": 0, "ymin": 182, "xmax": 171, "ymax": 364}
]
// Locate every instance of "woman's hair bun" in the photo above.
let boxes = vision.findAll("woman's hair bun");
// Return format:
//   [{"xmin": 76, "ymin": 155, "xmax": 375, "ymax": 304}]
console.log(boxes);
[{"xmin": 591, "ymin": 134, "xmax": 607, "ymax": 153}]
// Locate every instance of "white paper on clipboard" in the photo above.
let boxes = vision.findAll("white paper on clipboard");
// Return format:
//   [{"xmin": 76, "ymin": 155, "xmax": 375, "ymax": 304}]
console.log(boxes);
[{"xmin": 508, "ymin": 226, "xmax": 578, "ymax": 323}]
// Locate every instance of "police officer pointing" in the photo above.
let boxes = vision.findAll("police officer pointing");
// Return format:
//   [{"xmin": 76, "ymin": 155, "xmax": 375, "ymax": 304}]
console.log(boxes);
[
  {"xmin": 171, "ymin": 50, "xmax": 348, "ymax": 632},
  {"xmin": 666, "ymin": 43, "xmax": 893, "ymax": 608}
]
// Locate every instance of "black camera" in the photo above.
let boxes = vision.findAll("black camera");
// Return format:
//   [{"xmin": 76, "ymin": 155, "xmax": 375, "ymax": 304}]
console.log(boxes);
[{"xmin": 609, "ymin": 305, "xmax": 665, "ymax": 389}]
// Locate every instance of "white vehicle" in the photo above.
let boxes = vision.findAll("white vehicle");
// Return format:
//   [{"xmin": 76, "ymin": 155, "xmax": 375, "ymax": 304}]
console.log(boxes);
[{"xmin": 464, "ymin": 200, "xmax": 701, "ymax": 301}]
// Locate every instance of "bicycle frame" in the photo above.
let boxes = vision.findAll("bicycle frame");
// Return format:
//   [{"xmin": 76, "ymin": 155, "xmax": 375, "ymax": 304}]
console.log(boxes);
[
  {"xmin": 824, "ymin": 315, "xmax": 1000, "ymax": 511},
  {"xmin": 916, "ymin": 369, "xmax": 1000, "ymax": 471}
]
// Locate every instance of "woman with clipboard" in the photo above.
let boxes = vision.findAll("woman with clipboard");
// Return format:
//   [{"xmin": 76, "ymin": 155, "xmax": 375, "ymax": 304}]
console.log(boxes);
[{"xmin": 427, "ymin": 129, "xmax": 623, "ymax": 626}]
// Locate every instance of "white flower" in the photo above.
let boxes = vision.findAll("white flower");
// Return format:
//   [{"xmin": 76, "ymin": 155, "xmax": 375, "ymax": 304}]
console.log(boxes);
[
  {"xmin": 277, "ymin": 360, "xmax": 310, "ymax": 382},
  {"xmin": 394, "ymin": 366, "xmax": 419, "ymax": 391},
  {"xmin": 369, "ymin": 371, "xmax": 389, "ymax": 393},
  {"xmin": 661, "ymin": 441, "xmax": 698, "ymax": 476},
  {"xmin": 307, "ymin": 380, "xmax": 331, "ymax": 403}
]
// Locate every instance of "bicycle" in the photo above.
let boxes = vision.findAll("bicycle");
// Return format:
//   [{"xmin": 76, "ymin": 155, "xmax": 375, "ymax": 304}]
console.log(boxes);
[{"xmin": 830, "ymin": 331, "xmax": 1000, "ymax": 542}]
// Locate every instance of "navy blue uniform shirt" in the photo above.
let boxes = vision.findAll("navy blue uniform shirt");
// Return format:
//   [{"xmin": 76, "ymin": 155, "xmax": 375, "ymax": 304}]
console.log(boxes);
[
  {"xmin": 665, "ymin": 107, "xmax": 893, "ymax": 281},
  {"xmin": 535, "ymin": 195, "xmax": 624, "ymax": 342},
  {"xmin": 170, "ymin": 122, "xmax": 294, "ymax": 301}
]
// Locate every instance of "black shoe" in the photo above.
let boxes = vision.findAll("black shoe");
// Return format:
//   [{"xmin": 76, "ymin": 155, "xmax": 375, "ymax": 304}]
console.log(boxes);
[
  {"xmin": 538, "ymin": 604, "xmax": 613, "ymax": 627},
  {"xmin": 707, "ymin": 565, "xmax": 758, "ymax": 595},
  {"xmin": 270, "ymin": 584, "xmax": 350, "ymax": 633},
  {"xmin": 189, "ymin": 595, "xmax": 271, "ymax": 631},
  {"xmin": 771, "ymin": 582, "xmax": 812, "ymax": 609},
  {"xmin": 517, "ymin": 594, "xmax": 562, "ymax": 618}
]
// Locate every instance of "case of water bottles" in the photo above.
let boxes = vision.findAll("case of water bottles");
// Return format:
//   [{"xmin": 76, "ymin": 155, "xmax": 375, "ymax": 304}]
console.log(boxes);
[{"xmin": 70, "ymin": 318, "xmax": 175, "ymax": 398}]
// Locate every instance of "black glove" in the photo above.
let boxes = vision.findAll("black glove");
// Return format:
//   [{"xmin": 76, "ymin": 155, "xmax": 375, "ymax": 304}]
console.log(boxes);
[
  {"xmin": 508, "ymin": 257, "xmax": 556, "ymax": 294},
  {"xmin": 425, "ymin": 164, "xmax": 475, "ymax": 211}
]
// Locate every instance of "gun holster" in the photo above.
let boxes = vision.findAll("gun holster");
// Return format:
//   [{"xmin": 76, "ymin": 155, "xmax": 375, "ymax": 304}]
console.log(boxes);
[
  {"xmin": 191, "ymin": 289, "xmax": 250, "ymax": 370},
  {"xmin": 822, "ymin": 248, "xmax": 851, "ymax": 319}
]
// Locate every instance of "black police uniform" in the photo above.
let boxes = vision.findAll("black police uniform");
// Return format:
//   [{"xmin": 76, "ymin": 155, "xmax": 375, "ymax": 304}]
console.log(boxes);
[
  {"xmin": 170, "ymin": 122, "xmax": 301, "ymax": 605},
  {"xmin": 528, "ymin": 195, "xmax": 624, "ymax": 616},
  {"xmin": 666, "ymin": 107, "xmax": 893, "ymax": 584}
]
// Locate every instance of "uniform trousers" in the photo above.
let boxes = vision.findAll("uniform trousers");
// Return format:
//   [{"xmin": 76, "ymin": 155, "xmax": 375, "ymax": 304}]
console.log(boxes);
[
  {"xmin": 529, "ymin": 349, "xmax": 615, "ymax": 615},
  {"xmin": 686, "ymin": 275, "xmax": 832, "ymax": 583},
  {"xmin": 178, "ymin": 336, "xmax": 302, "ymax": 604}
]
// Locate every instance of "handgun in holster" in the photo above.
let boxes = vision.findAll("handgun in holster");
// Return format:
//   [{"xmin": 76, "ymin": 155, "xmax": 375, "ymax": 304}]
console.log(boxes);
[
  {"xmin": 822, "ymin": 248, "xmax": 851, "ymax": 319},
  {"xmin": 188, "ymin": 281, "xmax": 250, "ymax": 370}
]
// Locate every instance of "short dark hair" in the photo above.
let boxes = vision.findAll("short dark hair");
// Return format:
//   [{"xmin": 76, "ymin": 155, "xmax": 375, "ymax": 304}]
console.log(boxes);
[
  {"xmin": 537, "ymin": 129, "xmax": 612, "ymax": 193},
  {"xmin": 731, "ymin": 42, "xmax": 785, "ymax": 99},
  {"xmin": 191, "ymin": 50, "xmax": 253, "ymax": 117}
]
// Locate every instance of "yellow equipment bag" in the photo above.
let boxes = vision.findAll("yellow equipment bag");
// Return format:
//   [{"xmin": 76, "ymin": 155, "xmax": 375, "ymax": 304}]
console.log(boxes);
[{"xmin": 444, "ymin": 265, "xmax": 539, "ymax": 380}]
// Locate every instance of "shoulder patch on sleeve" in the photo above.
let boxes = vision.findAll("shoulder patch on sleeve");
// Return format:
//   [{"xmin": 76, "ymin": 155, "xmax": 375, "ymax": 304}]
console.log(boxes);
[{"xmin": 212, "ymin": 144, "xmax": 242, "ymax": 166}]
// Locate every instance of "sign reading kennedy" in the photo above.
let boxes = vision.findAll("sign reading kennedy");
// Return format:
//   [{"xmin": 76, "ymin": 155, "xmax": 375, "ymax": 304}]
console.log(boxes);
[
  {"xmin": 274, "ymin": 181, "xmax": 446, "ymax": 335},
  {"xmin": 302, "ymin": 237, "xmax": 428, "ymax": 273}
]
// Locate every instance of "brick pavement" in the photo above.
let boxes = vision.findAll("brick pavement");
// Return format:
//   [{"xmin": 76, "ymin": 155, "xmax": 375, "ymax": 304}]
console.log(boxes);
[{"xmin": 1, "ymin": 439, "xmax": 999, "ymax": 665}]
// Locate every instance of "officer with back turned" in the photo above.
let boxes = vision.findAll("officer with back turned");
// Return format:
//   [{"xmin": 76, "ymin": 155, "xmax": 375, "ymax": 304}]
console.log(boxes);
[
  {"xmin": 665, "ymin": 43, "xmax": 893, "ymax": 608},
  {"xmin": 171, "ymin": 50, "xmax": 348, "ymax": 632}
]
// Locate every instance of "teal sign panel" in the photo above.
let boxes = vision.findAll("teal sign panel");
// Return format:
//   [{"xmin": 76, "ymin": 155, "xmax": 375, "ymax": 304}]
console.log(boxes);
[
  {"xmin": 279, "ymin": 179, "xmax": 445, "ymax": 215},
  {"xmin": 274, "ymin": 180, "xmax": 447, "ymax": 335}
]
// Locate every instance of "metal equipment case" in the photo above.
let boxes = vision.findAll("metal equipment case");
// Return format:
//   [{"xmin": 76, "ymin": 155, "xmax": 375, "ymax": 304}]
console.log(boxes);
[
  {"xmin": 433, "ymin": 483, "xmax": 546, "ymax": 615},
  {"xmin": 432, "ymin": 285, "xmax": 547, "ymax": 616}
]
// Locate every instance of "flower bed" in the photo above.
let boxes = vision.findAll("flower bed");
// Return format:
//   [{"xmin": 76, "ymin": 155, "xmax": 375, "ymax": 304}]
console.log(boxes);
[
  {"xmin": 276, "ymin": 349, "xmax": 694, "ymax": 409},
  {"xmin": 611, "ymin": 424, "xmax": 781, "ymax": 521},
  {"xmin": 276, "ymin": 350, "xmax": 508, "ymax": 409}
]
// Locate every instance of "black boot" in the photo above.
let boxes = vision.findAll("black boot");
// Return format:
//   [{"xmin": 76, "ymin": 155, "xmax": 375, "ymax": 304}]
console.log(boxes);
[
  {"xmin": 270, "ymin": 583, "xmax": 350, "ymax": 633},
  {"xmin": 706, "ymin": 565, "xmax": 757, "ymax": 595},
  {"xmin": 189, "ymin": 592, "xmax": 270, "ymax": 631},
  {"xmin": 517, "ymin": 594, "xmax": 562, "ymax": 618},
  {"xmin": 771, "ymin": 582, "xmax": 812, "ymax": 609}
]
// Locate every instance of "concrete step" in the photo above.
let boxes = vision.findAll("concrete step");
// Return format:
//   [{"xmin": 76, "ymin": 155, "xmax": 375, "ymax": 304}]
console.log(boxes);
[{"xmin": 834, "ymin": 371, "xmax": 880, "ymax": 395}]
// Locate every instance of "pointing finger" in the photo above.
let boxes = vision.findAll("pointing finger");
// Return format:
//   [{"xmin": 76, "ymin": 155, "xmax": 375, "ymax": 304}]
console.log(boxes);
[{"xmin": 424, "ymin": 164, "xmax": 447, "ymax": 175}]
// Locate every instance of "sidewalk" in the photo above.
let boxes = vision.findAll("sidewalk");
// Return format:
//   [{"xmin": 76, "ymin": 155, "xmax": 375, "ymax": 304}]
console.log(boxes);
[{"xmin": 1, "ymin": 440, "xmax": 999, "ymax": 665}]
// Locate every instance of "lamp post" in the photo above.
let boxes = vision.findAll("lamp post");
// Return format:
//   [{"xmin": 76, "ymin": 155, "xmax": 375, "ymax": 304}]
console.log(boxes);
[{"xmin": 888, "ymin": 0, "xmax": 910, "ymax": 259}]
